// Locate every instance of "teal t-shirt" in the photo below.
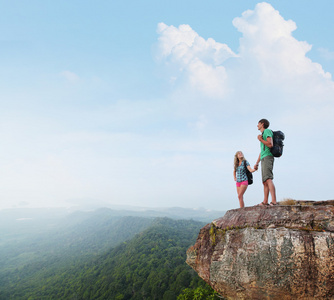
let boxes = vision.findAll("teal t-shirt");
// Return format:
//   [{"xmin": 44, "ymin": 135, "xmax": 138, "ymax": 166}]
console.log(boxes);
[{"xmin": 260, "ymin": 129, "xmax": 273, "ymax": 159}]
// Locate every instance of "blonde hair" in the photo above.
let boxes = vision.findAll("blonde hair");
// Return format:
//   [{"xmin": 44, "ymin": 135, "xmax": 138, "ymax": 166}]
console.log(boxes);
[{"xmin": 234, "ymin": 151, "xmax": 246, "ymax": 171}]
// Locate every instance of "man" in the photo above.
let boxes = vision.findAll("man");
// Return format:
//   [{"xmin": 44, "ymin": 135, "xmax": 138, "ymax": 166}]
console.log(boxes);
[{"xmin": 254, "ymin": 119, "xmax": 277, "ymax": 206}]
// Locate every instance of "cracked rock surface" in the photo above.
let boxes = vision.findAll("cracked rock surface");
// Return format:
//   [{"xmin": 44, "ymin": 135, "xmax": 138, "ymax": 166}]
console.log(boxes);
[{"xmin": 186, "ymin": 200, "xmax": 334, "ymax": 299}]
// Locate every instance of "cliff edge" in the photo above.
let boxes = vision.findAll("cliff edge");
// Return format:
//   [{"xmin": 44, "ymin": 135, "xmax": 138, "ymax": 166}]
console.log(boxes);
[{"xmin": 186, "ymin": 200, "xmax": 334, "ymax": 299}]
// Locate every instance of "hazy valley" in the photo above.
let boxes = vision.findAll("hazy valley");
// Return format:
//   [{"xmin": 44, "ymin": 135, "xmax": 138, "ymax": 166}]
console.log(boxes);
[{"xmin": 0, "ymin": 206, "xmax": 224, "ymax": 299}]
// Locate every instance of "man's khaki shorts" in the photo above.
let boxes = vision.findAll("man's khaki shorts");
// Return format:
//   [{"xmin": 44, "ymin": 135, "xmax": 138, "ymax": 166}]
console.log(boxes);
[{"xmin": 261, "ymin": 155, "xmax": 274, "ymax": 183}]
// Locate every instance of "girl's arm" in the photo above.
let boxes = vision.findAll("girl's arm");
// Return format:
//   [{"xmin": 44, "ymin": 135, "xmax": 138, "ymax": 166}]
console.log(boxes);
[
  {"xmin": 233, "ymin": 170, "xmax": 237, "ymax": 181},
  {"xmin": 247, "ymin": 165, "xmax": 256, "ymax": 173}
]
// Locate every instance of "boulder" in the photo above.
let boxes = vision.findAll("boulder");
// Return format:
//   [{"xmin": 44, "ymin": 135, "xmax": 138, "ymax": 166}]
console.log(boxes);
[{"xmin": 186, "ymin": 200, "xmax": 334, "ymax": 299}]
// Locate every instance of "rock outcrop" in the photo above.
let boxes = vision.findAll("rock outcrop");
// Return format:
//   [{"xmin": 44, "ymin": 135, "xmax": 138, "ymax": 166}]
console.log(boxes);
[{"xmin": 186, "ymin": 200, "xmax": 334, "ymax": 299}]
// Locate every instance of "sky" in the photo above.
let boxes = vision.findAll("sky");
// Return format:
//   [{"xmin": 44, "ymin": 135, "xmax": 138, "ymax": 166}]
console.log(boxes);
[{"xmin": 0, "ymin": 0, "xmax": 334, "ymax": 211}]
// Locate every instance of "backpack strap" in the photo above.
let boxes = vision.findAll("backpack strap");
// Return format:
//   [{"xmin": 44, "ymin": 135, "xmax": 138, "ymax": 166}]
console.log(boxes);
[{"xmin": 261, "ymin": 129, "xmax": 273, "ymax": 151}]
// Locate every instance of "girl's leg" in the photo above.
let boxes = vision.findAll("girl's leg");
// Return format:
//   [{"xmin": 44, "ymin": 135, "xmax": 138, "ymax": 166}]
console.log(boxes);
[
  {"xmin": 236, "ymin": 185, "xmax": 242, "ymax": 207},
  {"xmin": 236, "ymin": 185, "xmax": 240, "ymax": 204},
  {"xmin": 238, "ymin": 184, "xmax": 248, "ymax": 208}
]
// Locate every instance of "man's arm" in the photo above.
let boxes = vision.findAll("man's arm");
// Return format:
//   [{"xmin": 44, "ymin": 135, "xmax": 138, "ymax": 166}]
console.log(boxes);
[
  {"xmin": 257, "ymin": 135, "xmax": 273, "ymax": 148},
  {"xmin": 254, "ymin": 154, "xmax": 261, "ymax": 170}
]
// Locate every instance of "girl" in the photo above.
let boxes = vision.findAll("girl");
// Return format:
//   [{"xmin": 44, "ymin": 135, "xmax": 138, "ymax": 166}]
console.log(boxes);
[{"xmin": 233, "ymin": 151, "xmax": 256, "ymax": 208}]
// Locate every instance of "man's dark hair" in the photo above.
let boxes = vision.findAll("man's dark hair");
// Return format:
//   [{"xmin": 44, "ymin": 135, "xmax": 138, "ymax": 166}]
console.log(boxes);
[{"xmin": 259, "ymin": 119, "xmax": 270, "ymax": 129}]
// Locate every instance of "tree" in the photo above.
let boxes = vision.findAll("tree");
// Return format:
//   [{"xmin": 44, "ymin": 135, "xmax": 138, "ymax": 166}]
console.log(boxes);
[{"xmin": 177, "ymin": 285, "xmax": 222, "ymax": 300}]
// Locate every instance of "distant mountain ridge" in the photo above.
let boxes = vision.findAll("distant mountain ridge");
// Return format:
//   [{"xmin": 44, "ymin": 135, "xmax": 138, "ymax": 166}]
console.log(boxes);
[{"xmin": 0, "ymin": 205, "xmax": 225, "ymax": 227}]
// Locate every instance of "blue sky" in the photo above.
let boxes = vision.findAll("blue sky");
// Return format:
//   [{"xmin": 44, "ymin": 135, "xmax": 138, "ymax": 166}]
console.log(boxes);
[{"xmin": 0, "ymin": 1, "xmax": 333, "ymax": 211}]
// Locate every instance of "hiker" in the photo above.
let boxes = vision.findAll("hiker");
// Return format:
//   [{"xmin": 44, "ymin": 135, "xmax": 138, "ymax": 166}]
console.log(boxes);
[
  {"xmin": 233, "ymin": 151, "xmax": 256, "ymax": 208},
  {"xmin": 254, "ymin": 119, "xmax": 277, "ymax": 206}
]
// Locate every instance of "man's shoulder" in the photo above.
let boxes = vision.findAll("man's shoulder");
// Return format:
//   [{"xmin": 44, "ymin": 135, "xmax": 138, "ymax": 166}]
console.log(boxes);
[{"xmin": 264, "ymin": 128, "xmax": 273, "ymax": 137}]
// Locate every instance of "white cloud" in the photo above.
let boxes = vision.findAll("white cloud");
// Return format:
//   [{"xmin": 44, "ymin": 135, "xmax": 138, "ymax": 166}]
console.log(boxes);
[
  {"xmin": 60, "ymin": 70, "xmax": 80, "ymax": 83},
  {"xmin": 156, "ymin": 22, "xmax": 237, "ymax": 99},
  {"xmin": 318, "ymin": 48, "xmax": 334, "ymax": 61},
  {"xmin": 156, "ymin": 23, "xmax": 236, "ymax": 65},
  {"xmin": 233, "ymin": 2, "xmax": 331, "ymax": 82},
  {"xmin": 188, "ymin": 114, "xmax": 208, "ymax": 131},
  {"xmin": 156, "ymin": 2, "xmax": 334, "ymax": 123}
]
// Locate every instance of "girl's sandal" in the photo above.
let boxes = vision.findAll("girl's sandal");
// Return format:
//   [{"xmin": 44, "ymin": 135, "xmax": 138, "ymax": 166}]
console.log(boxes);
[
  {"xmin": 256, "ymin": 202, "xmax": 268, "ymax": 206},
  {"xmin": 269, "ymin": 202, "xmax": 278, "ymax": 206}
]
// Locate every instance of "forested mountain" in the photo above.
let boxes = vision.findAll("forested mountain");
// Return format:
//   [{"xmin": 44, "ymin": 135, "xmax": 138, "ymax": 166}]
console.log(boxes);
[
  {"xmin": 0, "ymin": 209, "xmax": 155, "ymax": 273},
  {"xmin": 0, "ymin": 206, "xmax": 225, "ymax": 273},
  {"xmin": 0, "ymin": 215, "xmax": 220, "ymax": 299}
]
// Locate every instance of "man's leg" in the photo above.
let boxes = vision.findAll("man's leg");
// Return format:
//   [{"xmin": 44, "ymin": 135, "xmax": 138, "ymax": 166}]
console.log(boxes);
[
  {"xmin": 263, "ymin": 181, "xmax": 269, "ymax": 204},
  {"xmin": 261, "ymin": 156, "xmax": 275, "ymax": 204},
  {"xmin": 266, "ymin": 179, "xmax": 277, "ymax": 204}
]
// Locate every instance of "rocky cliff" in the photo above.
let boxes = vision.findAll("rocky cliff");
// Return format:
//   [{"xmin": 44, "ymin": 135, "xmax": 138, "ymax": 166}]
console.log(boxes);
[{"xmin": 186, "ymin": 200, "xmax": 334, "ymax": 299}]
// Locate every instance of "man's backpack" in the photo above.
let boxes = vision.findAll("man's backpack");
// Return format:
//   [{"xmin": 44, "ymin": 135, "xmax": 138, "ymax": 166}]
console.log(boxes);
[{"xmin": 270, "ymin": 130, "xmax": 285, "ymax": 157}]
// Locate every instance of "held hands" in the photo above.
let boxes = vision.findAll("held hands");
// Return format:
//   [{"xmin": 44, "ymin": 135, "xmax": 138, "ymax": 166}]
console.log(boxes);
[
  {"xmin": 247, "ymin": 166, "xmax": 257, "ymax": 173},
  {"xmin": 257, "ymin": 135, "xmax": 263, "ymax": 142}
]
